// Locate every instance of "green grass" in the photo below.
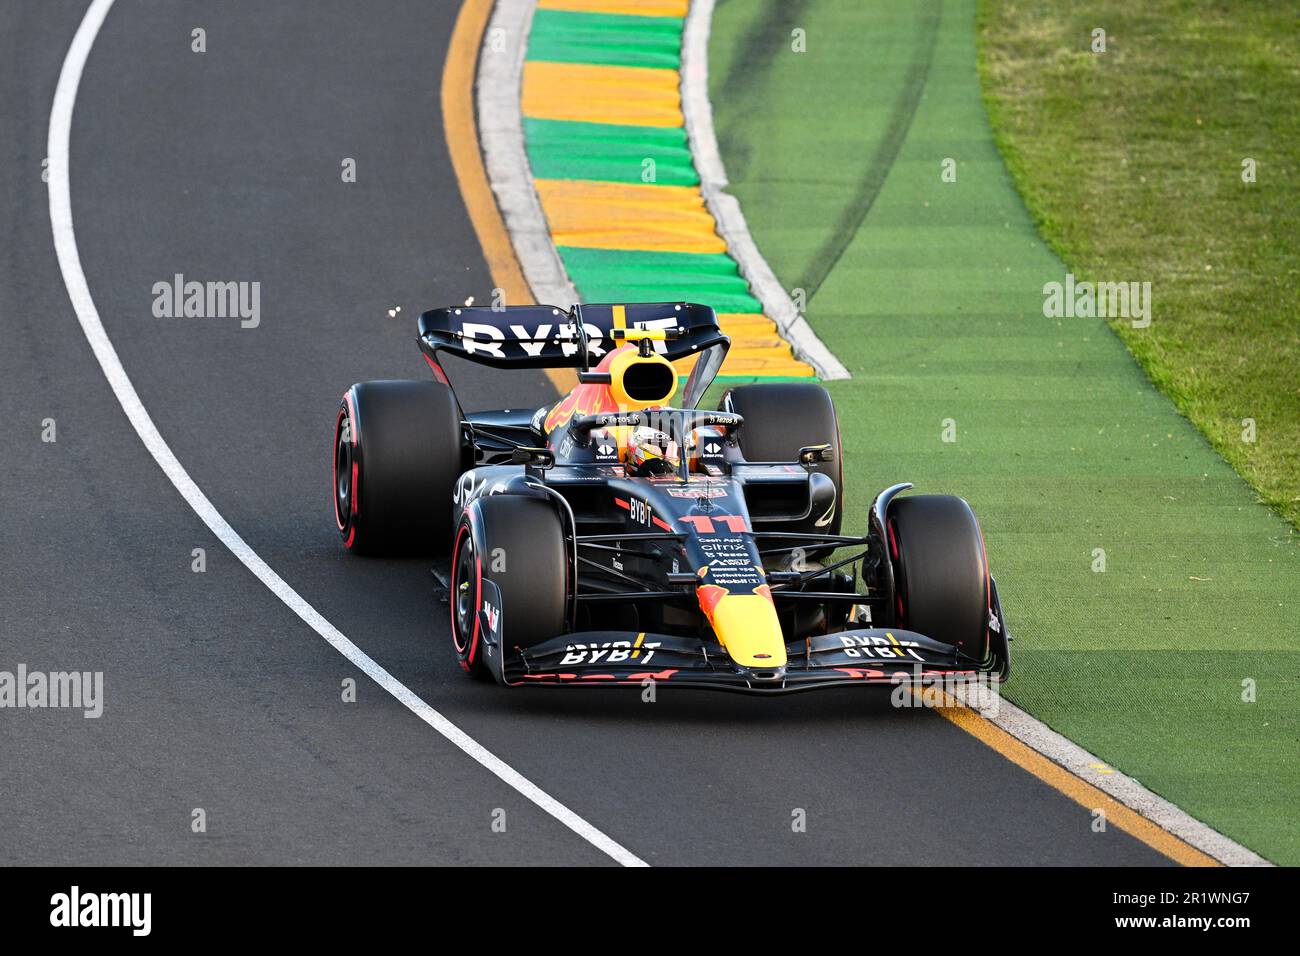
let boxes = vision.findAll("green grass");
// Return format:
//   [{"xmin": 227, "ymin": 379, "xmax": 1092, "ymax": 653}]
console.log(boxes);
[
  {"xmin": 976, "ymin": 0, "xmax": 1300, "ymax": 528},
  {"xmin": 709, "ymin": 0, "xmax": 1299, "ymax": 862}
]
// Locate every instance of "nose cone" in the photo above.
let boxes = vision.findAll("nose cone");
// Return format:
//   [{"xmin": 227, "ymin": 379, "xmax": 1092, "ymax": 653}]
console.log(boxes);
[{"xmin": 699, "ymin": 585, "xmax": 787, "ymax": 668}]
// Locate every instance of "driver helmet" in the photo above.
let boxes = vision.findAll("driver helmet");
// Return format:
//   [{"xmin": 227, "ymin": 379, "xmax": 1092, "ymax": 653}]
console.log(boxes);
[{"xmin": 626, "ymin": 426, "xmax": 682, "ymax": 477}]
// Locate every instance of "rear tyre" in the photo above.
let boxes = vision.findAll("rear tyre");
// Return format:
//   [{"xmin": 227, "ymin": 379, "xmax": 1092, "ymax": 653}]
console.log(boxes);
[
  {"xmin": 721, "ymin": 382, "xmax": 844, "ymax": 536},
  {"xmin": 887, "ymin": 494, "xmax": 989, "ymax": 660},
  {"xmin": 334, "ymin": 380, "xmax": 462, "ymax": 557},
  {"xmin": 452, "ymin": 496, "xmax": 568, "ymax": 680}
]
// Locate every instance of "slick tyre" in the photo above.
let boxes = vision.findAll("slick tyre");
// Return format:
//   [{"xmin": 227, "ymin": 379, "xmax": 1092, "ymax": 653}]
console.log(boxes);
[
  {"xmin": 887, "ymin": 494, "xmax": 990, "ymax": 661},
  {"xmin": 334, "ymin": 380, "xmax": 463, "ymax": 557},
  {"xmin": 451, "ymin": 495, "xmax": 568, "ymax": 680}
]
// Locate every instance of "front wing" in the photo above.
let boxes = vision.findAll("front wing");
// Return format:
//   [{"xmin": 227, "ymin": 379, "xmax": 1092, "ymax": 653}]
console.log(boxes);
[{"xmin": 490, "ymin": 625, "xmax": 1001, "ymax": 696}]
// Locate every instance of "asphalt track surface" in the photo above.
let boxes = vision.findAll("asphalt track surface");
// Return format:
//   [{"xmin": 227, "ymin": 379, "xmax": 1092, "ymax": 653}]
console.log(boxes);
[{"xmin": 0, "ymin": 0, "xmax": 1170, "ymax": 865}]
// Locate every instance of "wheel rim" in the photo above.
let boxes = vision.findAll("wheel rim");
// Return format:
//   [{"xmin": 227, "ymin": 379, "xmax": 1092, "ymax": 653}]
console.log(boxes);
[
  {"xmin": 451, "ymin": 524, "xmax": 479, "ymax": 655},
  {"xmin": 334, "ymin": 409, "xmax": 353, "ymax": 532}
]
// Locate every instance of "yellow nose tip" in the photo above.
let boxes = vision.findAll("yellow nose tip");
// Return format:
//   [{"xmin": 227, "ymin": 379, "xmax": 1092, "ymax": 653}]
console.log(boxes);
[{"xmin": 706, "ymin": 591, "xmax": 787, "ymax": 668}]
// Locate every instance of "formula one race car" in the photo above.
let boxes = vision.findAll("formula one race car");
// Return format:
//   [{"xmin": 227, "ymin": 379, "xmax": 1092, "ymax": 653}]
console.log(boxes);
[{"xmin": 333, "ymin": 302, "xmax": 1010, "ymax": 693}]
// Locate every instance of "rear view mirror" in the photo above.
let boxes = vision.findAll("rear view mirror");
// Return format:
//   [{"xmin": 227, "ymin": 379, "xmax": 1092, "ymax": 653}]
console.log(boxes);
[{"xmin": 798, "ymin": 444, "xmax": 835, "ymax": 464}]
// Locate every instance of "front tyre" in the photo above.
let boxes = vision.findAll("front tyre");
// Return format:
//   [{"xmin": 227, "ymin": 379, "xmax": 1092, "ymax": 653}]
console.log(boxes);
[
  {"xmin": 334, "ymin": 380, "xmax": 463, "ymax": 557},
  {"xmin": 451, "ymin": 496, "xmax": 568, "ymax": 680},
  {"xmin": 887, "ymin": 494, "xmax": 990, "ymax": 661}
]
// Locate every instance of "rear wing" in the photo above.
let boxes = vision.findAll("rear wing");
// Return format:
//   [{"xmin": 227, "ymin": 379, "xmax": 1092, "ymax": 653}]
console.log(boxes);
[{"xmin": 417, "ymin": 302, "xmax": 731, "ymax": 408}]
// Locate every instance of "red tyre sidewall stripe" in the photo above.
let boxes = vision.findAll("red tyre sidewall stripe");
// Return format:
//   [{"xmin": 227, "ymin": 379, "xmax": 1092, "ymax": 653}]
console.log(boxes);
[
  {"xmin": 333, "ymin": 407, "xmax": 347, "ymax": 531},
  {"xmin": 451, "ymin": 523, "xmax": 469, "ymax": 653},
  {"xmin": 451, "ymin": 517, "xmax": 482, "ymax": 667},
  {"xmin": 344, "ymin": 390, "xmax": 360, "ymax": 518}
]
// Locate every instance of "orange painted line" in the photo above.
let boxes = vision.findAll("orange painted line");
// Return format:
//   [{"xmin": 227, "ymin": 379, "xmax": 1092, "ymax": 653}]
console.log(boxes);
[
  {"xmin": 443, "ymin": 0, "xmax": 574, "ymax": 394},
  {"xmin": 917, "ymin": 688, "xmax": 1219, "ymax": 867}
]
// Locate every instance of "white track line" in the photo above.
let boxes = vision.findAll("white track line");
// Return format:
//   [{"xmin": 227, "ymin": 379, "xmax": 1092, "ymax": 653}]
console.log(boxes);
[{"xmin": 48, "ymin": 0, "xmax": 646, "ymax": 869}]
